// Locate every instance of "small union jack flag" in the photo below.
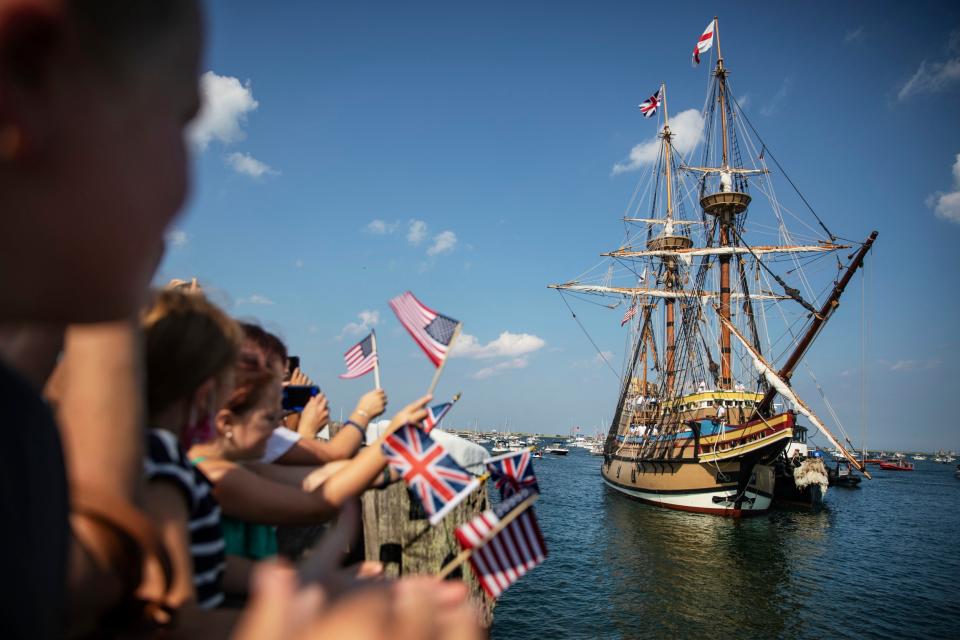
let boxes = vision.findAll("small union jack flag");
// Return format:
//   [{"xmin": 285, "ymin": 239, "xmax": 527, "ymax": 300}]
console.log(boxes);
[
  {"xmin": 382, "ymin": 424, "xmax": 479, "ymax": 525},
  {"xmin": 638, "ymin": 87, "xmax": 663, "ymax": 118},
  {"xmin": 423, "ymin": 402, "xmax": 453, "ymax": 434},
  {"xmin": 454, "ymin": 487, "xmax": 546, "ymax": 598},
  {"xmin": 486, "ymin": 449, "xmax": 539, "ymax": 499}
]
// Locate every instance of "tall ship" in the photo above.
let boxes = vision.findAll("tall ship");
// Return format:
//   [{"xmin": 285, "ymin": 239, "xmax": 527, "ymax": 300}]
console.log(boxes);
[{"xmin": 549, "ymin": 19, "xmax": 876, "ymax": 516}]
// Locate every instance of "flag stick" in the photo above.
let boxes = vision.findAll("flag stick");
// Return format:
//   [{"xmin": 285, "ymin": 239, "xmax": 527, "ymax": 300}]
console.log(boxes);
[
  {"xmin": 426, "ymin": 323, "xmax": 462, "ymax": 397},
  {"xmin": 436, "ymin": 492, "xmax": 539, "ymax": 580},
  {"xmin": 371, "ymin": 330, "xmax": 381, "ymax": 390}
]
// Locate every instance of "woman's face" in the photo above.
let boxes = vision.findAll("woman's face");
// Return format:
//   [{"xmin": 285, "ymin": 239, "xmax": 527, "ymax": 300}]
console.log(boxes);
[{"xmin": 230, "ymin": 381, "xmax": 282, "ymax": 461}]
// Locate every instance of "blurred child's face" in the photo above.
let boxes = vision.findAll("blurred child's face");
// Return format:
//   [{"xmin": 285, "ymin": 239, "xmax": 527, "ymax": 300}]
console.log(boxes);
[
  {"xmin": 0, "ymin": 1, "xmax": 203, "ymax": 322},
  {"xmin": 231, "ymin": 382, "xmax": 282, "ymax": 461}
]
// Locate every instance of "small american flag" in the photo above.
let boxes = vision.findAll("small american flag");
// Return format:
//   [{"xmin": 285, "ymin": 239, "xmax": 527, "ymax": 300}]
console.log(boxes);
[
  {"xmin": 339, "ymin": 332, "xmax": 377, "ymax": 379},
  {"xmin": 486, "ymin": 450, "xmax": 539, "ymax": 499},
  {"xmin": 638, "ymin": 87, "xmax": 663, "ymax": 118},
  {"xmin": 621, "ymin": 300, "xmax": 638, "ymax": 326},
  {"xmin": 454, "ymin": 488, "xmax": 546, "ymax": 598},
  {"xmin": 388, "ymin": 291, "xmax": 460, "ymax": 367},
  {"xmin": 382, "ymin": 424, "xmax": 479, "ymax": 525}
]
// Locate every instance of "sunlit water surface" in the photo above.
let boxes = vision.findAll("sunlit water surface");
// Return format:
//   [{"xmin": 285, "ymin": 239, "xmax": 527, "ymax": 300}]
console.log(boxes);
[{"xmin": 490, "ymin": 448, "xmax": 960, "ymax": 639}]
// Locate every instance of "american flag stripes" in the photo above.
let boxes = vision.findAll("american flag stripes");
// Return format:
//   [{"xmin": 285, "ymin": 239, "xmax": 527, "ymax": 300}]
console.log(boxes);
[
  {"xmin": 423, "ymin": 402, "xmax": 454, "ymax": 434},
  {"xmin": 382, "ymin": 424, "xmax": 479, "ymax": 525},
  {"xmin": 388, "ymin": 291, "xmax": 460, "ymax": 367},
  {"xmin": 638, "ymin": 87, "xmax": 663, "ymax": 118},
  {"xmin": 692, "ymin": 19, "xmax": 716, "ymax": 65},
  {"xmin": 486, "ymin": 450, "xmax": 539, "ymax": 499},
  {"xmin": 339, "ymin": 332, "xmax": 378, "ymax": 379},
  {"xmin": 621, "ymin": 300, "xmax": 638, "ymax": 326},
  {"xmin": 454, "ymin": 488, "xmax": 546, "ymax": 598}
]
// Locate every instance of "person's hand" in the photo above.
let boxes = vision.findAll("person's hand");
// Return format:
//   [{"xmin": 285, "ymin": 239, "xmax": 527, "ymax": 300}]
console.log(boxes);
[
  {"xmin": 387, "ymin": 395, "xmax": 432, "ymax": 432},
  {"xmin": 289, "ymin": 368, "xmax": 313, "ymax": 387},
  {"xmin": 355, "ymin": 389, "xmax": 387, "ymax": 422},
  {"xmin": 298, "ymin": 392, "xmax": 329, "ymax": 439}
]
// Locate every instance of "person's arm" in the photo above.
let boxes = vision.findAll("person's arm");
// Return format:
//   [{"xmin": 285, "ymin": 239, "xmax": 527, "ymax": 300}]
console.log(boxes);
[
  {"xmin": 54, "ymin": 321, "xmax": 145, "ymax": 502},
  {"xmin": 140, "ymin": 481, "xmax": 197, "ymax": 608},
  {"xmin": 243, "ymin": 461, "xmax": 348, "ymax": 492},
  {"xmin": 276, "ymin": 389, "xmax": 388, "ymax": 465},
  {"xmin": 206, "ymin": 397, "xmax": 431, "ymax": 526}
]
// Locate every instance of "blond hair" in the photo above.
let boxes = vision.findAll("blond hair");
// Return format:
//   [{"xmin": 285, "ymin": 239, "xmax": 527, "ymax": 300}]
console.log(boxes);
[{"xmin": 141, "ymin": 289, "xmax": 242, "ymax": 419}]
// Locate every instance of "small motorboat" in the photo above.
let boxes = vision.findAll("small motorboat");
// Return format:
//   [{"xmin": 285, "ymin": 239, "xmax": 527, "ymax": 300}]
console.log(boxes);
[
  {"xmin": 828, "ymin": 461, "xmax": 862, "ymax": 487},
  {"xmin": 531, "ymin": 450, "xmax": 543, "ymax": 459},
  {"xmin": 879, "ymin": 458, "xmax": 914, "ymax": 471},
  {"xmin": 544, "ymin": 446, "xmax": 569, "ymax": 456}
]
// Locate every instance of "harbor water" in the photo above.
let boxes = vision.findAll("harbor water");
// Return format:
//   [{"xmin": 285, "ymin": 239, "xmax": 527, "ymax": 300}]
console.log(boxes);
[{"xmin": 489, "ymin": 447, "xmax": 960, "ymax": 639}]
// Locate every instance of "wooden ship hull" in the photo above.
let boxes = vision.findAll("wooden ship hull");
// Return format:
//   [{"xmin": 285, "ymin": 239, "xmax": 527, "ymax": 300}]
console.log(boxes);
[{"xmin": 601, "ymin": 402, "xmax": 793, "ymax": 516}]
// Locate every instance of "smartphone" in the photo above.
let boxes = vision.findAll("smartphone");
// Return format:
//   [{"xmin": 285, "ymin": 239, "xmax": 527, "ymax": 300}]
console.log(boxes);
[
  {"xmin": 287, "ymin": 355, "xmax": 300, "ymax": 376},
  {"xmin": 282, "ymin": 384, "xmax": 319, "ymax": 412}
]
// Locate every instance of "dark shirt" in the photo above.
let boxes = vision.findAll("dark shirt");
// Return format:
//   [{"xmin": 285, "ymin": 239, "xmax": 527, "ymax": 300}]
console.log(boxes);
[
  {"xmin": 0, "ymin": 361, "xmax": 69, "ymax": 639},
  {"xmin": 144, "ymin": 429, "xmax": 225, "ymax": 609}
]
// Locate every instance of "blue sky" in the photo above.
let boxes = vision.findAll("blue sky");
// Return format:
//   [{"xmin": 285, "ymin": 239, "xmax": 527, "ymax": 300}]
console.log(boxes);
[{"xmin": 159, "ymin": 1, "xmax": 960, "ymax": 451}]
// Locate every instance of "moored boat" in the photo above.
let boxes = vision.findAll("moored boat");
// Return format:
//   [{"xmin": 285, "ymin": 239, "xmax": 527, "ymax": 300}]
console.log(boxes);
[{"xmin": 879, "ymin": 458, "xmax": 914, "ymax": 471}]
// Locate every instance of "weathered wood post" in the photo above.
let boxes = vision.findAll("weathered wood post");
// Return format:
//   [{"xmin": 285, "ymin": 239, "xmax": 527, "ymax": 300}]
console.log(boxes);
[{"xmin": 361, "ymin": 480, "xmax": 495, "ymax": 627}]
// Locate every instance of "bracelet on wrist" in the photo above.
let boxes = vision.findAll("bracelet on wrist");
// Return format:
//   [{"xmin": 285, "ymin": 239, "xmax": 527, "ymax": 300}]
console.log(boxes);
[
  {"xmin": 356, "ymin": 408, "xmax": 370, "ymax": 418},
  {"xmin": 344, "ymin": 419, "xmax": 365, "ymax": 438}
]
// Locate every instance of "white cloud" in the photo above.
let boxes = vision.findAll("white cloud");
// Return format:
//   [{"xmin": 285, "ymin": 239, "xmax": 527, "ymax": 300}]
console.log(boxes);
[
  {"xmin": 843, "ymin": 26, "xmax": 865, "ymax": 45},
  {"xmin": 736, "ymin": 94, "xmax": 750, "ymax": 109},
  {"xmin": 366, "ymin": 219, "xmax": 399, "ymax": 235},
  {"xmin": 612, "ymin": 109, "xmax": 704, "ymax": 175},
  {"xmin": 473, "ymin": 357, "xmax": 529, "ymax": 380},
  {"xmin": 898, "ymin": 58, "xmax": 960, "ymax": 101},
  {"xmin": 927, "ymin": 153, "xmax": 960, "ymax": 224},
  {"xmin": 889, "ymin": 358, "xmax": 940, "ymax": 372},
  {"xmin": 188, "ymin": 71, "xmax": 259, "ymax": 150},
  {"xmin": 165, "ymin": 229, "xmax": 188, "ymax": 248},
  {"xmin": 451, "ymin": 331, "xmax": 546, "ymax": 360},
  {"xmin": 237, "ymin": 294, "xmax": 274, "ymax": 305},
  {"xmin": 427, "ymin": 231, "xmax": 458, "ymax": 256},
  {"xmin": 760, "ymin": 78, "xmax": 792, "ymax": 117},
  {"xmin": 340, "ymin": 310, "xmax": 380, "ymax": 337},
  {"xmin": 225, "ymin": 152, "xmax": 277, "ymax": 178},
  {"xmin": 407, "ymin": 219, "xmax": 428, "ymax": 245},
  {"xmin": 294, "ymin": 258, "xmax": 304, "ymax": 268}
]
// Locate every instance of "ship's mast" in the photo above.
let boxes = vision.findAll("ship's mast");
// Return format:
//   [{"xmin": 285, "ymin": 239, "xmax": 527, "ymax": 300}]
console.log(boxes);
[
  {"xmin": 703, "ymin": 16, "xmax": 742, "ymax": 390},
  {"xmin": 661, "ymin": 83, "xmax": 677, "ymax": 395}
]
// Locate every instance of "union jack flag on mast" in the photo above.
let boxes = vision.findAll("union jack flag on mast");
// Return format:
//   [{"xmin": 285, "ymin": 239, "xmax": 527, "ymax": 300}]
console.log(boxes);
[
  {"xmin": 638, "ymin": 86, "xmax": 663, "ymax": 118},
  {"xmin": 382, "ymin": 424, "xmax": 479, "ymax": 525}
]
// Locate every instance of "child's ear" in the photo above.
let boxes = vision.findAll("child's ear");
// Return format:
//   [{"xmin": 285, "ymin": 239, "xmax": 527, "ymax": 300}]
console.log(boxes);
[{"xmin": 214, "ymin": 408, "xmax": 235, "ymax": 436}]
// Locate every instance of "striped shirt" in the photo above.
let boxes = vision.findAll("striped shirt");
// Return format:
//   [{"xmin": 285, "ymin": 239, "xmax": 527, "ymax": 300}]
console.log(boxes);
[{"xmin": 144, "ymin": 429, "xmax": 225, "ymax": 609}]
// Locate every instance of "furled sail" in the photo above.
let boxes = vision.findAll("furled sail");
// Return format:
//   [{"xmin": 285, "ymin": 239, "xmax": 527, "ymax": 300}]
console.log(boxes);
[{"xmin": 715, "ymin": 306, "xmax": 871, "ymax": 478}]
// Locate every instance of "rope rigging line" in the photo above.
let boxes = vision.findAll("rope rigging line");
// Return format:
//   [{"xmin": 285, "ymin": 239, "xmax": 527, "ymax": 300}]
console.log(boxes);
[
  {"xmin": 728, "ymin": 85, "xmax": 838, "ymax": 242},
  {"xmin": 556, "ymin": 291, "xmax": 621, "ymax": 380}
]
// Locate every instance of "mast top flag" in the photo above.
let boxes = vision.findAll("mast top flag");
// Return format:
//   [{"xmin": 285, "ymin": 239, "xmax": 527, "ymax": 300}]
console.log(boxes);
[{"xmin": 692, "ymin": 18, "xmax": 716, "ymax": 65}]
